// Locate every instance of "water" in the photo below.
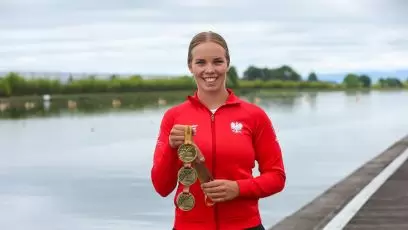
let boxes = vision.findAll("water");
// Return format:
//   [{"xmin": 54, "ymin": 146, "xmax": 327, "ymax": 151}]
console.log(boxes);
[{"xmin": 1, "ymin": 90, "xmax": 407, "ymax": 230}]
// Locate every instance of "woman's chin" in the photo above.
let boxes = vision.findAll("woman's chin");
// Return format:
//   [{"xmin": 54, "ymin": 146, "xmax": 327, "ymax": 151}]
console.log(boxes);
[{"xmin": 199, "ymin": 83, "xmax": 221, "ymax": 92}]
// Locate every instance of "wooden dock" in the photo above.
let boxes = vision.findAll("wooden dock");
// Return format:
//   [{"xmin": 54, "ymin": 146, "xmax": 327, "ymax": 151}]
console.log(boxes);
[
  {"xmin": 344, "ymin": 149, "xmax": 408, "ymax": 229},
  {"xmin": 269, "ymin": 134, "xmax": 408, "ymax": 230}
]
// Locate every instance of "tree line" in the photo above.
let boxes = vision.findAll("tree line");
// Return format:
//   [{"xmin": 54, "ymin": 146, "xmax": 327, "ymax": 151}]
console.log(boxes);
[{"xmin": 0, "ymin": 65, "xmax": 407, "ymax": 97}]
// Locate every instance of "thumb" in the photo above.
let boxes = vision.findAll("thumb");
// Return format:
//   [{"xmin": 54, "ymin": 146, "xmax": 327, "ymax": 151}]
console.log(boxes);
[
  {"xmin": 192, "ymin": 143, "xmax": 205, "ymax": 162},
  {"xmin": 198, "ymin": 154, "xmax": 205, "ymax": 163}
]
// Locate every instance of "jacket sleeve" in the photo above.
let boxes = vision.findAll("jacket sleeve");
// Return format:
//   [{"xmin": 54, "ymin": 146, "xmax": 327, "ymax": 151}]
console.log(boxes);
[
  {"xmin": 236, "ymin": 109, "xmax": 286, "ymax": 198},
  {"xmin": 150, "ymin": 108, "xmax": 180, "ymax": 197}
]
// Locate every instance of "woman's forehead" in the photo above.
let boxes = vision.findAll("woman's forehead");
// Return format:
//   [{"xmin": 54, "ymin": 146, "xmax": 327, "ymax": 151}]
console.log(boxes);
[{"xmin": 191, "ymin": 42, "xmax": 226, "ymax": 58}]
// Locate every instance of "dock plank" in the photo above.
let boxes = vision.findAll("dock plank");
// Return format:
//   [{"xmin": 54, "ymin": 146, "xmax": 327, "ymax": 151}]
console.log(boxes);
[{"xmin": 344, "ymin": 155, "xmax": 408, "ymax": 230}]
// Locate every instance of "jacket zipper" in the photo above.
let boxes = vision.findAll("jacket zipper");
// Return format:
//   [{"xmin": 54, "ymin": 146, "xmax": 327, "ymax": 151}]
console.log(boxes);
[{"xmin": 210, "ymin": 112, "xmax": 219, "ymax": 230}]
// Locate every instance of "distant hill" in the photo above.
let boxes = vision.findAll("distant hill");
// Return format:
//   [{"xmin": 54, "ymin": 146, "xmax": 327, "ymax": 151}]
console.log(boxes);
[{"xmin": 316, "ymin": 69, "xmax": 408, "ymax": 83}]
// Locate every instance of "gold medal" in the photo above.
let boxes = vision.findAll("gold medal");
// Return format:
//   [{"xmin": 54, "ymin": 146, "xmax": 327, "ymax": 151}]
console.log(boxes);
[
  {"xmin": 176, "ymin": 192, "xmax": 195, "ymax": 211},
  {"xmin": 178, "ymin": 166, "xmax": 198, "ymax": 186},
  {"xmin": 178, "ymin": 144, "xmax": 198, "ymax": 163},
  {"xmin": 178, "ymin": 126, "xmax": 197, "ymax": 163}
]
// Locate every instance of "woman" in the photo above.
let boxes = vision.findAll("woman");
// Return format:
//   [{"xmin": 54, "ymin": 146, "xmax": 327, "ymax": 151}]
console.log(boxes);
[{"xmin": 151, "ymin": 31, "xmax": 286, "ymax": 230}]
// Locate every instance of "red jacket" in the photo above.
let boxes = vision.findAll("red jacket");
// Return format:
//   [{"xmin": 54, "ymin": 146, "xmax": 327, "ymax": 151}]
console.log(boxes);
[{"xmin": 151, "ymin": 89, "xmax": 285, "ymax": 230}]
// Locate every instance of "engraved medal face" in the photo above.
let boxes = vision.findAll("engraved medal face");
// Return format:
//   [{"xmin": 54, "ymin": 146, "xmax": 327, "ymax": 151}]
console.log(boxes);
[
  {"xmin": 176, "ymin": 192, "xmax": 195, "ymax": 211},
  {"xmin": 177, "ymin": 143, "xmax": 197, "ymax": 163},
  {"xmin": 178, "ymin": 166, "xmax": 198, "ymax": 186}
]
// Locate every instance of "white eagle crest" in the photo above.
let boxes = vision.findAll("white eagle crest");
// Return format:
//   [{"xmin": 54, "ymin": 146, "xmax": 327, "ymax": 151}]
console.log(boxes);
[{"xmin": 230, "ymin": 122, "xmax": 243, "ymax": 133}]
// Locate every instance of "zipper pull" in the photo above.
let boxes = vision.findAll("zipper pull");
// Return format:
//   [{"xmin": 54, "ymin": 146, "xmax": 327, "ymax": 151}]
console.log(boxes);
[{"xmin": 211, "ymin": 114, "xmax": 214, "ymax": 121}]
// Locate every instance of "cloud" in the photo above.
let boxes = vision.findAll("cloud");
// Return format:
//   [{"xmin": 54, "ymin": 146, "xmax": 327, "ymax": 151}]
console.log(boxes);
[{"xmin": 0, "ymin": 0, "xmax": 407, "ymax": 77}]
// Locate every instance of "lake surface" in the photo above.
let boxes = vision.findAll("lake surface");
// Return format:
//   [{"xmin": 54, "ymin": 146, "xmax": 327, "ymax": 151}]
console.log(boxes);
[{"xmin": 1, "ymin": 90, "xmax": 407, "ymax": 230}]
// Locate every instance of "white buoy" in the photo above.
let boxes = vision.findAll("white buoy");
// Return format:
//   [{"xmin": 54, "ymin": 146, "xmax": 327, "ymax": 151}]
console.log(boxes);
[{"xmin": 43, "ymin": 94, "xmax": 51, "ymax": 101}]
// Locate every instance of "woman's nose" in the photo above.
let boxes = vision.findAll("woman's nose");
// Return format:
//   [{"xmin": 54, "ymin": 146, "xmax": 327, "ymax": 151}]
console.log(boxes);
[{"xmin": 204, "ymin": 64, "xmax": 215, "ymax": 73}]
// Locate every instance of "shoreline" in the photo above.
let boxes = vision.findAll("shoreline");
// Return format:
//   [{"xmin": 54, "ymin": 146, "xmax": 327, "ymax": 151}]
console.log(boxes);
[{"xmin": 1, "ymin": 88, "xmax": 406, "ymax": 102}]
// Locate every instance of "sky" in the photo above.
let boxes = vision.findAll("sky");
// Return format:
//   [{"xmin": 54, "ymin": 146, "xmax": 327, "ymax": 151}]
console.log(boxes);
[{"xmin": 0, "ymin": 0, "xmax": 407, "ymax": 78}]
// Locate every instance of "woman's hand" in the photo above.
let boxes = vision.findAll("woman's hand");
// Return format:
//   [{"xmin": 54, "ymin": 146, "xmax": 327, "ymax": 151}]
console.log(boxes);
[
  {"xmin": 169, "ymin": 124, "xmax": 186, "ymax": 148},
  {"xmin": 169, "ymin": 124, "xmax": 198, "ymax": 149},
  {"xmin": 201, "ymin": 179, "xmax": 239, "ymax": 203}
]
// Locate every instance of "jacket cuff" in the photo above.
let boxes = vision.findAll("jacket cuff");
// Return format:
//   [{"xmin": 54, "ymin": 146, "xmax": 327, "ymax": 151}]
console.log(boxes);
[{"xmin": 236, "ymin": 179, "xmax": 254, "ymax": 197}]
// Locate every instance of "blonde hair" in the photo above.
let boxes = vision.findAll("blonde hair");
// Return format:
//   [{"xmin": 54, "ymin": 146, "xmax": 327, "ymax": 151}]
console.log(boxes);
[{"xmin": 187, "ymin": 31, "xmax": 230, "ymax": 66}]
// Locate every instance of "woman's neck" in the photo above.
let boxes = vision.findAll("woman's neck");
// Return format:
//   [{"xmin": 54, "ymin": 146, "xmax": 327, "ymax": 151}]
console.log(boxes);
[{"xmin": 197, "ymin": 88, "xmax": 229, "ymax": 110}]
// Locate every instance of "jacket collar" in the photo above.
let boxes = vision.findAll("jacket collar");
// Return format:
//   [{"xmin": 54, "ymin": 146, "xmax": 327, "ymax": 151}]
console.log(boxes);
[{"xmin": 187, "ymin": 88, "xmax": 241, "ymax": 107}]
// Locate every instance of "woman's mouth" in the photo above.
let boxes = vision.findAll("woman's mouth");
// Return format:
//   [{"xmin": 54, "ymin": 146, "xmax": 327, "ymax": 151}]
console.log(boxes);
[{"xmin": 203, "ymin": 77, "xmax": 217, "ymax": 83}]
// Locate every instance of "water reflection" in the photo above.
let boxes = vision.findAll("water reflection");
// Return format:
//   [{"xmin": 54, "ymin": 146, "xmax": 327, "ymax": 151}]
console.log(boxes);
[
  {"xmin": 243, "ymin": 90, "xmax": 319, "ymax": 111},
  {"xmin": 0, "ymin": 91, "xmax": 189, "ymax": 119},
  {"xmin": 0, "ymin": 89, "xmax": 374, "ymax": 119}
]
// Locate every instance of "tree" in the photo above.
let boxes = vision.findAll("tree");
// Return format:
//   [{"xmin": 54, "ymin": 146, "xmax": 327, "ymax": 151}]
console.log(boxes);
[
  {"xmin": 343, "ymin": 74, "xmax": 361, "ymax": 88},
  {"xmin": 378, "ymin": 78, "xmax": 385, "ymax": 87},
  {"xmin": 307, "ymin": 72, "xmax": 318, "ymax": 81},
  {"xmin": 377, "ymin": 77, "xmax": 403, "ymax": 88},
  {"xmin": 279, "ymin": 65, "xmax": 302, "ymax": 81},
  {"xmin": 0, "ymin": 77, "xmax": 11, "ymax": 96},
  {"xmin": 110, "ymin": 74, "xmax": 119, "ymax": 81},
  {"xmin": 359, "ymin": 75, "xmax": 371, "ymax": 88},
  {"xmin": 68, "ymin": 74, "xmax": 74, "ymax": 83},
  {"xmin": 227, "ymin": 65, "xmax": 239, "ymax": 87},
  {"xmin": 242, "ymin": 65, "xmax": 302, "ymax": 81},
  {"xmin": 387, "ymin": 78, "xmax": 403, "ymax": 87},
  {"xmin": 243, "ymin": 65, "xmax": 263, "ymax": 81},
  {"xmin": 130, "ymin": 75, "xmax": 142, "ymax": 80},
  {"xmin": 3, "ymin": 72, "xmax": 27, "ymax": 95}
]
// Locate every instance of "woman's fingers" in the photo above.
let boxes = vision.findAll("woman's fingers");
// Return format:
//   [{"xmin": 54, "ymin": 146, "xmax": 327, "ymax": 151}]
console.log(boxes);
[
  {"xmin": 202, "ymin": 186, "xmax": 224, "ymax": 194},
  {"xmin": 170, "ymin": 129, "xmax": 184, "ymax": 136},
  {"xmin": 170, "ymin": 135, "xmax": 184, "ymax": 141}
]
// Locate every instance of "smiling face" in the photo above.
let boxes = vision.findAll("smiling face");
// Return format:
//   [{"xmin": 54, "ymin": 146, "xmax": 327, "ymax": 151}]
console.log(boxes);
[
  {"xmin": 187, "ymin": 31, "xmax": 230, "ymax": 94},
  {"xmin": 189, "ymin": 42, "xmax": 229, "ymax": 93}
]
